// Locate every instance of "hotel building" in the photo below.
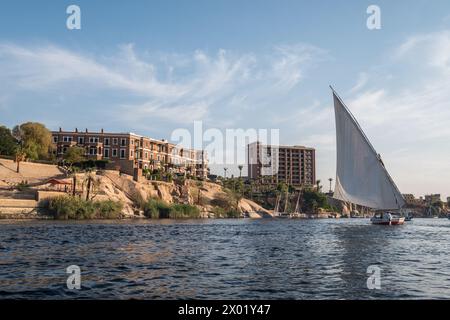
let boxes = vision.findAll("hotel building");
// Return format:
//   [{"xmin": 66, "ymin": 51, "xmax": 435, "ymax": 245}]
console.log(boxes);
[
  {"xmin": 247, "ymin": 142, "xmax": 316, "ymax": 187},
  {"xmin": 51, "ymin": 128, "xmax": 208, "ymax": 178}
]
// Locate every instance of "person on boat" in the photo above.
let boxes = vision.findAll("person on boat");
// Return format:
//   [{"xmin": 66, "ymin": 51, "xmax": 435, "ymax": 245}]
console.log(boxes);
[{"xmin": 385, "ymin": 212, "xmax": 392, "ymax": 221}]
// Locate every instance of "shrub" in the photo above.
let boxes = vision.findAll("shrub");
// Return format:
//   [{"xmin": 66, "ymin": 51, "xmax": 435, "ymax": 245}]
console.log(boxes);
[
  {"xmin": 94, "ymin": 200, "xmax": 123, "ymax": 219},
  {"xmin": 17, "ymin": 180, "xmax": 30, "ymax": 191},
  {"xmin": 211, "ymin": 206, "xmax": 240, "ymax": 218},
  {"xmin": 169, "ymin": 204, "xmax": 200, "ymax": 219},
  {"xmin": 144, "ymin": 198, "xmax": 171, "ymax": 218},
  {"xmin": 43, "ymin": 196, "xmax": 122, "ymax": 219},
  {"xmin": 143, "ymin": 198, "xmax": 200, "ymax": 219}
]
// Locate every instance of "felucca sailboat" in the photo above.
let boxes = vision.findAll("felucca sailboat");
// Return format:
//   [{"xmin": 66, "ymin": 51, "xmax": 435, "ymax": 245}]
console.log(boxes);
[{"xmin": 331, "ymin": 87, "xmax": 406, "ymax": 225}]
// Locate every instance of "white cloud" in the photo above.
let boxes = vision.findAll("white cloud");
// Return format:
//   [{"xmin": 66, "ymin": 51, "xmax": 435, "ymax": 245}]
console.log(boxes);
[
  {"xmin": 348, "ymin": 72, "xmax": 368, "ymax": 94},
  {"xmin": 331, "ymin": 30, "xmax": 450, "ymax": 198},
  {"xmin": 272, "ymin": 44, "xmax": 327, "ymax": 90},
  {"xmin": 0, "ymin": 42, "xmax": 324, "ymax": 127},
  {"xmin": 395, "ymin": 30, "xmax": 450, "ymax": 72}
]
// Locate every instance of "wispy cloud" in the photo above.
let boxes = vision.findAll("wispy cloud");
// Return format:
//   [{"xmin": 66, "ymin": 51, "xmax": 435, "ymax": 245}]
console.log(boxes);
[
  {"xmin": 0, "ymin": 42, "xmax": 325, "ymax": 128},
  {"xmin": 334, "ymin": 30, "xmax": 450, "ymax": 197}
]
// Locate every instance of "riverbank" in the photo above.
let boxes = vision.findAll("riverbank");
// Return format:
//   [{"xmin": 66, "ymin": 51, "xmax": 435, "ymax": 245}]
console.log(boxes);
[{"xmin": 0, "ymin": 158, "xmax": 273, "ymax": 219}]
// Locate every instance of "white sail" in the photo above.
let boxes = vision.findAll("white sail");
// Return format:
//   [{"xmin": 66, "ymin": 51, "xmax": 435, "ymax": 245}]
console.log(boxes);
[{"xmin": 332, "ymin": 88, "xmax": 405, "ymax": 210}]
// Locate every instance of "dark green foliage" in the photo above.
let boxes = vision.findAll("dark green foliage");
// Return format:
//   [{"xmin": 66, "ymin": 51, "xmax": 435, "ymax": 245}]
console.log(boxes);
[
  {"xmin": 211, "ymin": 206, "xmax": 240, "ymax": 218},
  {"xmin": 302, "ymin": 189, "xmax": 328, "ymax": 213},
  {"xmin": 169, "ymin": 204, "xmax": 200, "ymax": 219},
  {"xmin": 43, "ymin": 196, "xmax": 123, "ymax": 219},
  {"xmin": 72, "ymin": 159, "xmax": 109, "ymax": 170},
  {"xmin": 64, "ymin": 146, "xmax": 86, "ymax": 164},
  {"xmin": 0, "ymin": 125, "xmax": 17, "ymax": 156},
  {"xmin": 143, "ymin": 198, "xmax": 200, "ymax": 219}
]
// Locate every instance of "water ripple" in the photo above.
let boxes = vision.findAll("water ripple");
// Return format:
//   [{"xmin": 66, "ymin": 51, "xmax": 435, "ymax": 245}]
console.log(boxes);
[{"xmin": 1, "ymin": 219, "xmax": 450, "ymax": 299}]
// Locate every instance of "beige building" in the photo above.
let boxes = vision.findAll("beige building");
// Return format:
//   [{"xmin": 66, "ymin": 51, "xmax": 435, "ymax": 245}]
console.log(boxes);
[
  {"xmin": 52, "ymin": 128, "xmax": 208, "ymax": 178},
  {"xmin": 402, "ymin": 194, "xmax": 424, "ymax": 206},
  {"xmin": 425, "ymin": 194, "xmax": 441, "ymax": 205},
  {"xmin": 247, "ymin": 142, "xmax": 315, "ymax": 187}
]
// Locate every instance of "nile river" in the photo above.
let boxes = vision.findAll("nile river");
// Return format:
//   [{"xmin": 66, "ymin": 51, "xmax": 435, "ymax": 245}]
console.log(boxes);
[{"xmin": 1, "ymin": 218, "xmax": 450, "ymax": 299}]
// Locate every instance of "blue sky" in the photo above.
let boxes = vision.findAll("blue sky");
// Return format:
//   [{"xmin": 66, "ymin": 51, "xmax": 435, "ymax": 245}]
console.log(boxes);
[{"xmin": 1, "ymin": 0, "xmax": 450, "ymax": 198}]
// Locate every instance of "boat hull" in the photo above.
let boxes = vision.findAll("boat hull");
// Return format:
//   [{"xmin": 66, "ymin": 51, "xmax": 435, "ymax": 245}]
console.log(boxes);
[{"xmin": 371, "ymin": 216, "xmax": 405, "ymax": 225}]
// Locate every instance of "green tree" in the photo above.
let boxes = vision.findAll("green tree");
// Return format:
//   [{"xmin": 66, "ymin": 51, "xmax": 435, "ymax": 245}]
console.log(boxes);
[
  {"xmin": 302, "ymin": 188, "xmax": 328, "ymax": 213},
  {"xmin": 12, "ymin": 122, "xmax": 52, "ymax": 160},
  {"xmin": 0, "ymin": 126, "xmax": 17, "ymax": 156},
  {"xmin": 276, "ymin": 182, "xmax": 288, "ymax": 195},
  {"xmin": 64, "ymin": 146, "xmax": 85, "ymax": 166}
]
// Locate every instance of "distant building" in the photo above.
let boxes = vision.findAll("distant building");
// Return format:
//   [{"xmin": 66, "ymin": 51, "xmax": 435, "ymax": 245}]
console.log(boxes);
[
  {"xmin": 403, "ymin": 194, "xmax": 415, "ymax": 204},
  {"xmin": 51, "ymin": 128, "xmax": 208, "ymax": 178},
  {"xmin": 447, "ymin": 197, "xmax": 450, "ymax": 205},
  {"xmin": 247, "ymin": 141, "xmax": 315, "ymax": 187},
  {"xmin": 425, "ymin": 194, "xmax": 441, "ymax": 205},
  {"xmin": 402, "ymin": 194, "xmax": 424, "ymax": 206}
]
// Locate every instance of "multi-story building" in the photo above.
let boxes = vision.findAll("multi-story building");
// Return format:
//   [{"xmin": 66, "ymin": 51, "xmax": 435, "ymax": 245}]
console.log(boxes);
[
  {"xmin": 402, "ymin": 194, "xmax": 425, "ymax": 206},
  {"xmin": 425, "ymin": 194, "xmax": 441, "ymax": 205},
  {"xmin": 51, "ymin": 128, "xmax": 208, "ymax": 178},
  {"xmin": 247, "ymin": 142, "xmax": 315, "ymax": 188}
]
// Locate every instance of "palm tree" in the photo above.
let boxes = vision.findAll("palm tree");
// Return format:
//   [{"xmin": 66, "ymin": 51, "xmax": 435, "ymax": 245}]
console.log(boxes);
[
  {"xmin": 328, "ymin": 178, "xmax": 333, "ymax": 193},
  {"xmin": 238, "ymin": 165, "xmax": 243, "ymax": 178},
  {"xmin": 70, "ymin": 167, "xmax": 80, "ymax": 197},
  {"xmin": 223, "ymin": 167, "xmax": 228, "ymax": 179},
  {"xmin": 83, "ymin": 170, "xmax": 99, "ymax": 201},
  {"xmin": 316, "ymin": 179, "xmax": 322, "ymax": 192}
]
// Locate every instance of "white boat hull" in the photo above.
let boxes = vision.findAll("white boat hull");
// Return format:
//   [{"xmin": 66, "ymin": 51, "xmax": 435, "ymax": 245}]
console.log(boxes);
[{"xmin": 371, "ymin": 213, "xmax": 405, "ymax": 225}]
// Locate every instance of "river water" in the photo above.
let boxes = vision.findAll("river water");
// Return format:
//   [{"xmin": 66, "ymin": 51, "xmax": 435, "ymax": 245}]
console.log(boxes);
[{"xmin": 1, "ymin": 218, "xmax": 450, "ymax": 299}]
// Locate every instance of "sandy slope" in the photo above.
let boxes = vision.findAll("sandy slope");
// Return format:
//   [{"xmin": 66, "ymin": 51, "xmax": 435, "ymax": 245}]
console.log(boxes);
[
  {"xmin": 0, "ymin": 159, "xmax": 64, "ymax": 186},
  {"xmin": 0, "ymin": 159, "xmax": 270, "ymax": 218}
]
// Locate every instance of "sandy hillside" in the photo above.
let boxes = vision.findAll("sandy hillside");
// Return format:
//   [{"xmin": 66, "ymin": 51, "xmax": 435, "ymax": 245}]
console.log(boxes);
[
  {"xmin": 0, "ymin": 158, "xmax": 65, "ymax": 186},
  {"xmin": 1, "ymin": 159, "xmax": 272, "ymax": 218}
]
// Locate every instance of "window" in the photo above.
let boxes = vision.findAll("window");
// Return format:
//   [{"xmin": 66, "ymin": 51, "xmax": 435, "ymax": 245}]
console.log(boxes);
[
  {"xmin": 120, "ymin": 138, "xmax": 127, "ymax": 146},
  {"xmin": 78, "ymin": 137, "xmax": 84, "ymax": 144},
  {"xmin": 104, "ymin": 148, "xmax": 109, "ymax": 158},
  {"xmin": 120, "ymin": 149, "xmax": 126, "ymax": 159},
  {"xmin": 145, "ymin": 152, "xmax": 148, "ymax": 159},
  {"xmin": 112, "ymin": 149, "xmax": 117, "ymax": 157},
  {"xmin": 104, "ymin": 138, "xmax": 110, "ymax": 146},
  {"xmin": 130, "ymin": 150, "xmax": 134, "ymax": 157},
  {"xmin": 90, "ymin": 147, "xmax": 96, "ymax": 155},
  {"xmin": 131, "ymin": 140, "xmax": 134, "ymax": 145},
  {"xmin": 89, "ymin": 137, "xmax": 99, "ymax": 143},
  {"xmin": 52, "ymin": 136, "xmax": 58, "ymax": 143},
  {"xmin": 63, "ymin": 136, "xmax": 73, "ymax": 142}
]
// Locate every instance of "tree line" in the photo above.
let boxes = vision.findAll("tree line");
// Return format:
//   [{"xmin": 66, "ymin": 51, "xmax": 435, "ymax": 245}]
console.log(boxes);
[{"xmin": 0, "ymin": 122, "xmax": 53, "ymax": 172}]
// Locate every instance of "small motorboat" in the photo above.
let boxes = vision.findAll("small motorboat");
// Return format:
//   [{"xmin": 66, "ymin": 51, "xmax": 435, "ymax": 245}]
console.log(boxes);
[
  {"xmin": 404, "ymin": 212, "xmax": 413, "ymax": 221},
  {"xmin": 370, "ymin": 212, "xmax": 405, "ymax": 225}
]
